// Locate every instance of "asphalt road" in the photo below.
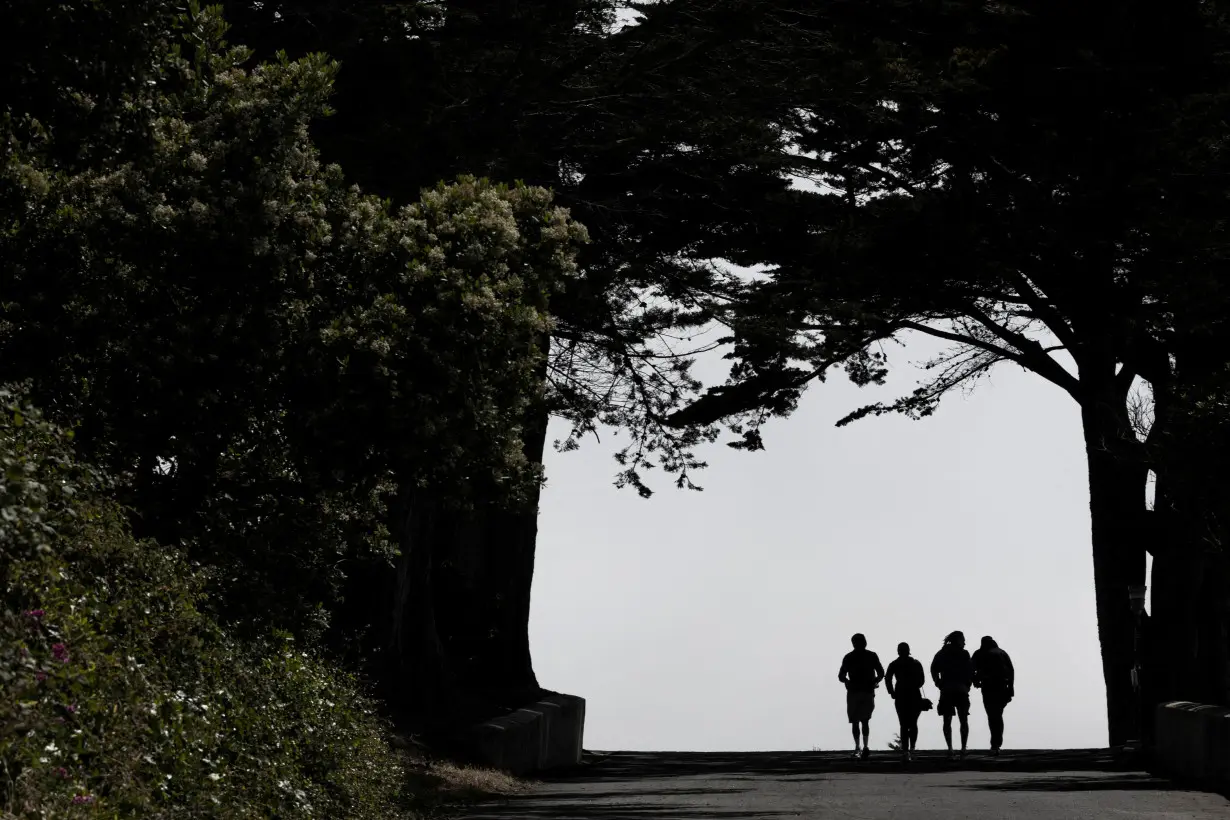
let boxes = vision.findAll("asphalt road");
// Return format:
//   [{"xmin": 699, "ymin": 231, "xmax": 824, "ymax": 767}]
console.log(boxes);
[{"xmin": 460, "ymin": 750, "xmax": 1230, "ymax": 819}]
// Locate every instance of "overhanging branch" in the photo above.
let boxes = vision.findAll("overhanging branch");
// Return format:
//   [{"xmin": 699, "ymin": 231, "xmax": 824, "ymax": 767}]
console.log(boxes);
[{"xmin": 960, "ymin": 306, "xmax": 1081, "ymax": 397}]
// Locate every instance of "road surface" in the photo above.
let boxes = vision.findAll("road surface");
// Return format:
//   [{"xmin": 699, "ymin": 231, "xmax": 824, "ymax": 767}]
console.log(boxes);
[{"xmin": 460, "ymin": 750, "xmax": 1230, "ymax": 819}]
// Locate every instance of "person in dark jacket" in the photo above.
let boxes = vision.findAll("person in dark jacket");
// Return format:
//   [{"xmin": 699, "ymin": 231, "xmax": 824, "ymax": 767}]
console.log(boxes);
[
  {"xmin": 884, "ymin": 642, "xmax": 926, "ymax": 761},
  {"xmin": 931, "ymin": 630, "xmax": 974, "ymax": 759},
  {"xmin": 972, "ymin": 635, "xmax": 1015, "ymax": 755},
  {"xmin": 838, "ymin": 633, "xmax": 885, "ymax": 760}
]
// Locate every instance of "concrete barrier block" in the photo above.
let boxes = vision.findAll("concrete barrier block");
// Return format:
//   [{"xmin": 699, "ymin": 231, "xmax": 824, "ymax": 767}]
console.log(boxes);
[
  {"xmin": 1203, "ymin": 707, "xmax": 1230, "ymax": 785},
  {"xmin": 1154, "ymin": 701, "xmax": 1230, "ymax": 791},
  {"xmin": 456, "ymin": 691, "xmax": 586, "ymax": 775},
  {"xmin": 529, "ymin": 698, "xmax": 563, "ymax": 766},
  {"xmin": 537, "ymin": 693, "xmax": 586, "ymax": 769},
  {"xmin": 467, "ymin": 708, "xmax": 544, "ymax": 775}
]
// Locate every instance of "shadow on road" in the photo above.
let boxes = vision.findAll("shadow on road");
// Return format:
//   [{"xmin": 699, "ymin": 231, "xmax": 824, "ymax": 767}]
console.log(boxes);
[
  {"xmin": 964, "ymin": 773, "xmax": 1200, "ymax": 793},
  {"xmin": 533, "ymin": 787, "xmax": 753, "ymax": 800},
  {"xmin": 457, "ymin": 752, "xmax": 1185, "ymax": 816},
  {"xmin": 543, "ymin": 749, "xmax": 1135, "ymax": 783},
  {"xmin": 464, "ymin": 803, "xmax": 796, "ymax": 819}
]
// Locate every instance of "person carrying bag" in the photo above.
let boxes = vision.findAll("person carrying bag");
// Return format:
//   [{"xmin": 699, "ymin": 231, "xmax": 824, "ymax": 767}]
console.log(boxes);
[{"xmin": 885, "ymin": 642, "xmax": 927, "ymax": 762}]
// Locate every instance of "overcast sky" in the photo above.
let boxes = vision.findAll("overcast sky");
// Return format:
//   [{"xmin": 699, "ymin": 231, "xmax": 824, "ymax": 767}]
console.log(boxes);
[{"xmin": 530, "ymin": 331, "xmax": 1116, "ymax": 752}]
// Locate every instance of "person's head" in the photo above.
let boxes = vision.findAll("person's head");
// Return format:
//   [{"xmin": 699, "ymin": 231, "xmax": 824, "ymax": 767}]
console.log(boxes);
[
  {"xmin": 944, "ymin": 630, "xmax": 965, "ymax": 649},
  {"xmin": 851, "ymin": 633, "xmax": 867, "ymax": 650},
  {"xmin": 897, "ymin": 642, "xmax": 910, "ymax": 658},
  {"xmin": 981, "ymin": 636, "xmax": 997, "ymax": 650}
]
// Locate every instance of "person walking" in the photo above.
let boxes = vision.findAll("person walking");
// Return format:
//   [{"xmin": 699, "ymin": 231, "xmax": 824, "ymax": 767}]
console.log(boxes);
[
  {"xmin": 972, "ymin": 635, "xmax": 1015, "ymax": 755},
  {"xmin": 838, "ymin": 633, "xmax": 885, "ymax": 759},
  {"xmin": 884, "ymin": 642, "xmax": 926, "ymax": 761},
  {"xmin": 931, "ymin": 630, "xmax": 974, "ymax": 759}
]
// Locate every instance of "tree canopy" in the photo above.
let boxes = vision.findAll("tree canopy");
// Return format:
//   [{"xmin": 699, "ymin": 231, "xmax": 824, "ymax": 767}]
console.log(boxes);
[
  {"xmin": 5, "ymin": 0, "xmax": 1229, "ymax": 769},
  {"xmin": 658, "ymin": 0, "xmax": 1230, "ymax": 741},
  {"xmin": 1, "ymin": 0, "xmax": 586, "ymax": 640}
]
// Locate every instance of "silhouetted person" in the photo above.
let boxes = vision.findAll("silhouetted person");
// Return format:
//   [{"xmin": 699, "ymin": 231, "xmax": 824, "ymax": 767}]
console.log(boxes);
[
  {"xmin": 884, "ymin": 642, "xmax": 925, "ymax": 761},
  {"xmin": 972, "ymin": 635, "xmax": 1015, "ymax": 755},
  {"xmin": 838, "ymin": 633, "xmax": 884, "ymax": 759},
  {"xmin": 931, "ymin": 630, "xmax": 973, "ymax": 759}
]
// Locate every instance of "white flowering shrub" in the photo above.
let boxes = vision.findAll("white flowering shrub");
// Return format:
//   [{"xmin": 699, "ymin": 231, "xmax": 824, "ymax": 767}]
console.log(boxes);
[
  {"xmin": 0, "ymin": 390, "xmax": 409, "ymax": 818},
  {"xmin": 0, "ymin": 0, "xmax": 586, "ymax": 641}
]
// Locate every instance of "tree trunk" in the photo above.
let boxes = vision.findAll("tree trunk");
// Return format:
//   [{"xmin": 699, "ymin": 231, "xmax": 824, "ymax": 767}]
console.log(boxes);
[
  {"xmin": 478, "ymin": 402, "xmax": 547, "ymax": 701},
  {"xmin": 1081, "ymin": 397, "xmax": 1150, "ymax": 747},
  {"xmin": 1197, "ymin": 564, "xmax": 1230, "ymax": 704},
  {"xmin": 1150, "ymin": 464, "xmax": 1230, "ymax": 710},
  {"xmin": 341, "ymin": 363, "xmax": 552, "ymax": 730},
  {"xmin": 427, "ymin": 328, "xmax": 551, "ymax": 718},
  {"xmin": 388, "ymin": 490, "xmax": 452, "ymax": 724},
  {"xmin": 434, "ymin": 398, "xmax": 548, "ymax": 708},
  {"xmin": 1147, "ymin": 475, "xmax": 1204, "ymax": 708},
  {"xmin": 1146, "ymin": 337, "xmax": 1230, "ymax": 712}
]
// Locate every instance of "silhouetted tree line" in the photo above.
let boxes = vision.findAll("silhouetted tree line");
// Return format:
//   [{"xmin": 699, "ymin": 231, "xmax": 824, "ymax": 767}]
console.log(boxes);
[{"xmin": 3, "ymin": 0, "xmax": 1228, "ymax": 757}]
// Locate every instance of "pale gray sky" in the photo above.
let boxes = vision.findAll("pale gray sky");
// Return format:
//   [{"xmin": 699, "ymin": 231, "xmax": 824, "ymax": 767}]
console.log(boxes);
[{"xmin": 531, "ymin": 332, "xmax": 1112, "ymax": 752}]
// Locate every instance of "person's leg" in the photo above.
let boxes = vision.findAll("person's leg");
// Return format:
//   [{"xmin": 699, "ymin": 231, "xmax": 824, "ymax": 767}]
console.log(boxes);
[
  {"xmin": 905, "ymin": 704, "xmax": 920, "ymax": 754},
  {"xmin": 848, "ymin": 693, "xmax": 861, "ymax": 753},
  {"xmin": 858, "ymin": 695, "xmax": 873, "ymax": 758},
  {"xmin": 895, "ymin": 701, "xmax": 910, "ymax": 756},
  {"xmin": 958, "ymin": 706, "xmax": 970, "ymax": 752},
  {"xmin": 985, "ymin": 696, "xmax": 1005, "ymax": 750},
  {"xmin": 942, "ymin": 715, "xmax": 953, "ymax": 751}
]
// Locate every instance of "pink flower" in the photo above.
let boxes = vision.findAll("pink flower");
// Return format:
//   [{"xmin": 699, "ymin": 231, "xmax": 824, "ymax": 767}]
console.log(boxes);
[
  {"xmin": 66, "ymin": 703, "xmax": 78, "ymax": 713},
  {"xmin": 35, "ymin": 671, "xmax": 47, "ymax": 682},
  {"xmin": 71, "ymin": 794, "xmax": 94, "ymax": 805},
  {"xmin": 22, "ymin": 609, "xmax": 45, "ymax": 620},
  {"xmin": 51, "ymin": 643, "xmax": 69, "ymax": 663},
  {"xmin": 55, "ymin": 767, "xmax": 69, "ymax": 779}
]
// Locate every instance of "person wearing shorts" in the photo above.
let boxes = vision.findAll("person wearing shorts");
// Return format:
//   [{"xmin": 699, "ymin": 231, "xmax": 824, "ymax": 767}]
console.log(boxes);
[
  {"xmin": 931, "ymin": 630, "xmax": 974, "ymax": 759},
  {"xmin": 838, "ymin": 633, "xmax": 884, "ymax": 760}
]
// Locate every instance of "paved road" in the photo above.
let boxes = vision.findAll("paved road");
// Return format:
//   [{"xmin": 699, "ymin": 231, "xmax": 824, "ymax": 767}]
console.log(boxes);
[{"xmin": 460, "ymin": 750, "xmax": 1230, "ymax": 819}]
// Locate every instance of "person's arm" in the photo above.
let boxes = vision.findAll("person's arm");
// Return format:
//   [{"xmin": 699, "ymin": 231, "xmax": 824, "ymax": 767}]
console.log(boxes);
[
  {"xmin": 838, "ymin": 656, "xmax": 849, "ymax": 685},
  {"xmin": 873, "ymin": 653, "xmax": 885, "ymax": 687},
  {"xmin": 1006, "ymin": 652, "xmax": 1015, "ymax": 694},
  {"xmin": 930, "ymin": 654, "xmax": 942, "ymax": 689},
  {"xmin": 884, "ymin": 660, "xmax": 896, "ymax": 698},
  {"xmin": 971, "ymin": 650, "xmax": 982, "ymax": 689}
]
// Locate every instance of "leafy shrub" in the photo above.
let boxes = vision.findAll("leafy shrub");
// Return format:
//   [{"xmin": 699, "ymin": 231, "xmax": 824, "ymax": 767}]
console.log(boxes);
[
  {"xmin": 0, "ymin": 0, "xmax": 586, "ymax": 646},
  {"xmin": 0, "ymin": 388, "xmax": 413, "ymax": 819}
]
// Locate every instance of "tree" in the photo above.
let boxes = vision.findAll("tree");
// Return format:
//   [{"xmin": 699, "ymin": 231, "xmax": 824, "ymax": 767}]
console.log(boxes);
[
  {"xmin": 208, "ymin": 0, "xmax": 820, "ymax": 719},
  {"xmin": 663, "ymin": 0, "xmax": 1230, "ymax": 744},
  {"xmin": 0, "ymin": 0, "xmax": 586, "ymax": 724},
  {"xmin": 216, "ymin": 0, "xmax": 814, "ymax": 486},
  {"xmin": 1142, "ymin": 276, "xmax": 1230, "ymax": 711}
]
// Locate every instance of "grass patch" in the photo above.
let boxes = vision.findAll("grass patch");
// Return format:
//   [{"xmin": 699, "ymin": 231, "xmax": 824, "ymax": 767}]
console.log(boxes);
[
  {"xmin": 427, "ymin": 761, "xmax": 529, "ymax": 797},
  {"xmin": 398, "ymin": 744, "xmax": 532, "ymax": 817}
]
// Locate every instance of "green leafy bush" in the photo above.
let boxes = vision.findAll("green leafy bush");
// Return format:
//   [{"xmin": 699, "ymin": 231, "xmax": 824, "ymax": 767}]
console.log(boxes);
[
  {"xmin": 0, "ymin": 389, "xmax": 412, "ymax": 818},
  {"xmin": 0, "ymin": 0, "xmax": 585, "ymax": 644}
]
